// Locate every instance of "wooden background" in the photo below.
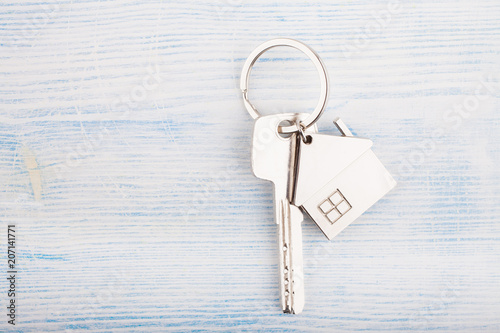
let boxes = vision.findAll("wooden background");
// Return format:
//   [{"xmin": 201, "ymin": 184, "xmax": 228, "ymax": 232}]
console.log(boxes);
[{"xmin": 1, "ymin": 0, "xmax": 499, "ymax": 331}]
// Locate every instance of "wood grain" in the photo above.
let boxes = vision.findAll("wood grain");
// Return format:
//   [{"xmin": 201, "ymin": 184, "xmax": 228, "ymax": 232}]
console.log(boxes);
[{"xmin": 1, "ymin": 0, "xmax": 499, "ymax": 331}]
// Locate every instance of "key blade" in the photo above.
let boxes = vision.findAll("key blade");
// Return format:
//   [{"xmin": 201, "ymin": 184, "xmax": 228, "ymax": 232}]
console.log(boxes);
[{"xmin": 278, "ymin": 200, "xmax": 305, "ymax": 314}]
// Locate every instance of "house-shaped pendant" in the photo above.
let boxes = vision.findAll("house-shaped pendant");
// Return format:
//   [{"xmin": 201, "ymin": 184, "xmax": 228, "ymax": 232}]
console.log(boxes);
[{"xmin": 293, "ymin": 119, "xmax": 397, "ymax": 240}]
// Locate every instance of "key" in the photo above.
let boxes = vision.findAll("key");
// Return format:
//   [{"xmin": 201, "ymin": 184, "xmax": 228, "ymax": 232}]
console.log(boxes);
[
  {"xmin": 251, "ymin": 113, "xmax": 317, "ymax": 314},
  {"xmin": 293, "ymin": 118, "xmax": 397, "ymax": 240}
]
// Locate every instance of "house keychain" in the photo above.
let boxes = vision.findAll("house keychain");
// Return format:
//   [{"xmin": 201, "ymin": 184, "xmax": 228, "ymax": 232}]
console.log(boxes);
[{"xmin": 240, "ymin": 39, "xmax": 397, "ymax": 314}]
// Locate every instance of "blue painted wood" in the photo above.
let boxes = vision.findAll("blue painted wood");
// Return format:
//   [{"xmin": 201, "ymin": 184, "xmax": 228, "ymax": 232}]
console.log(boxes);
[{"xmin": 1, "ymin": 0, "xmax": 499, "ymax": 331}]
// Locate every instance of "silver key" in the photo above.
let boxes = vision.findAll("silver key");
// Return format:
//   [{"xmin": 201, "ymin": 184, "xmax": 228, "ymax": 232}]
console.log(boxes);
[
  {"xmin": 293, "ymin": 118, "xmax": 397, "ymax": 240},
  {"xmin": 251, "ymin": 113, "xmax": 316, "ymax": 314}
]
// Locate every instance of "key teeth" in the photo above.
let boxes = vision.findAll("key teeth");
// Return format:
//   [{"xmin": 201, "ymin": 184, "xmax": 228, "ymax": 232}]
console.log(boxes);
[{"xmin": 282, "ymin": 203, "xmax": 305, "ymax": 315}]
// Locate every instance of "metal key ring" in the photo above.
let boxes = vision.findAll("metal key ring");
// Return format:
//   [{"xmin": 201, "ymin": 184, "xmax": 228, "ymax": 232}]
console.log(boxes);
[{"xmin": 240, "ymin": 38, "xmax": 329, "ymax": 134}]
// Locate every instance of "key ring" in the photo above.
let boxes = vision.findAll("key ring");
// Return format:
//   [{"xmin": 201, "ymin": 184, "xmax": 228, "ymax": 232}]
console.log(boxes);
[{"xmin": 240, "ymin": 38, "xmax": 329, "ymax": 134}]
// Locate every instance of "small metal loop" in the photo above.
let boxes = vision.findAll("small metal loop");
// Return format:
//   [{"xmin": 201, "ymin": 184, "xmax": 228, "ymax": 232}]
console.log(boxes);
[
  {"xmin": 296, "ymin": 120, "xmax": 311, "ymax": 144},
  {"xmin": 240, "ymin": 38, "xmax": 329, "ymax": 134}
]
